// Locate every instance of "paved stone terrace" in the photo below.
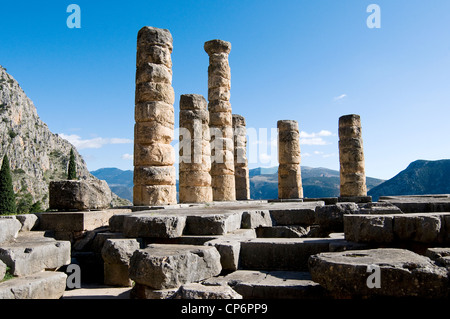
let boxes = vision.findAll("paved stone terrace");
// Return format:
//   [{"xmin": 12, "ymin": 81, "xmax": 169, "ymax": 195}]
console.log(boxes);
[{"xmin": 2, "ymin": 195, "xmax": 450, "ymax": 299}]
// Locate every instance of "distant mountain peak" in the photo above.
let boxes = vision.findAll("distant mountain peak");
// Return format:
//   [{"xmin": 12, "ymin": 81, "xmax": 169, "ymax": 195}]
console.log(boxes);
[{"xmin": 368, "ymin": 159, "xmax": 450, "ymax": 201}]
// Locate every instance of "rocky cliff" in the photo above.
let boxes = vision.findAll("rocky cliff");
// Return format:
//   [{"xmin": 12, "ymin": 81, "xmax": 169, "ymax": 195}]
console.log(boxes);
[{"xmin": 0, "ymin": 65, "xmax": 128, "ymax": 211}]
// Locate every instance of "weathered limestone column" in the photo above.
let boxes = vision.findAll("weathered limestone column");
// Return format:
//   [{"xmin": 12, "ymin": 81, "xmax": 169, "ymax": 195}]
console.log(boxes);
[
  {"xmin": 133, "ymin": 26, "xmax": 177, "ymax": 206},
  {"xmin": 277, "ymin": 120, "xmax": 303, "ymax": 199},
  {"xmin": 204, "ymin": 39, "xmax": 236, "ymax": 201},
  {"xmin": 338, "ymin": 114, "xmax": 368, "ymax": 200},
  {"xmin": 233, "ymin": 114, "xmax": 250, "ymax": 200},
  {"xmin": 179, "ymin": 94, "xmax": 213, "ymax": 203}
]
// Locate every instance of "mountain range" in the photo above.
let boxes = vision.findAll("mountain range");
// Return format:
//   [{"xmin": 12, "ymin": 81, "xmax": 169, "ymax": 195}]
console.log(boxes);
[
  {"xmin": 368, "ymin": 159, "xmax": 450, "ymax": 201},
  {"xmin": 91, "ymin": 166, "xmax": 386, "ymax": 202},
  {"xmin": 92, "ymin": 159, "xmax": 450, "ymax": 202},
  {"xmin": 3, "ymin": 65, "xmax": 449, "ymax": 208}
]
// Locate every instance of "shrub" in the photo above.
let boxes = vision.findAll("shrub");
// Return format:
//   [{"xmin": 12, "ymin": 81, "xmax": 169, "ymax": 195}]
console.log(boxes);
[
  {"xmin": 67, "ymin": 149, "xmax": 77, "ymax": 180},
  {"xmin": 0, "ymin": 155, "xmax": 16, "ymax": 215}
]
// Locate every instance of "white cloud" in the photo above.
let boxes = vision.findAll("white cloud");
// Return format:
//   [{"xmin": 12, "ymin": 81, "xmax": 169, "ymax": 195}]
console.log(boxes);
[
  {"xmin": 60, "ymin": 134, "xmax": 133, "ymax": 150},
  {"xmin": 299, "ymin": 130, "xmax": 334, "ymax": 145},
  {"xmin": 121, "ymin": 153, "xmax": 133, "ymax": 161},
  {"xmin": 300, "ymin": 130, "xmax": 333, "ymax": 138},
  {"xmin": 333, "ymin": 94, "xmax": 347, "ymax": 101}
]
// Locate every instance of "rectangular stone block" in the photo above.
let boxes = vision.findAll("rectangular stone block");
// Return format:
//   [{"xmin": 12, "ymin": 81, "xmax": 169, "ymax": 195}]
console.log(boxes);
[
  {"xmin": 122, "ymin": 214, "xmax": 186, "ymax": 238},
  {"xmin": 241, "ymin": 210, "xmax": 273, "ymax": 229},
  {"xmin": 49, "ymin": 179, "xmax": 113, "ymax": 211},
  {"xmin": 239, "ymin": 238, "xmax": 337, "ymax": 271},
  {"xmin": 379, "ymin": 195, "xmax": 450, "ymax": 213},
  {"xmin": 204, "ymin": 270, "xmax": 327, "ymax": 299},
  {"xmin": 0, "ymin": 271, "xmax": 67, "ymax": 299},
  {"xmin": 344, "ymin": 214, "xmax": 394, "ymax": 243},
  {"xmin": 184, "ymin": 211, "xmax": 242, "ymax": 235},
  {"xmin": 129, "ymin": 244, "xmax": 222, "ymax": 289},
  {"xmin": 204, "ymin": 228, "xmax": 256, "ymax": 271},
  {"xmin": 269, "ymin": 207, "xmax": 316, "ymax": 226},
  {"xmin": 393, "ymin": 213, "xmax": 446, "ymax": 243},
  {"xmin": 344, "ymin": 213, "xmax": 450, "ymax": 244},
  {"xmin": 0, "ymin": 233, "xmax": 71, "ymax": 277},
  {"xmin": 38, "ymin": 209, "xmax": 129, "ymax": 233}
]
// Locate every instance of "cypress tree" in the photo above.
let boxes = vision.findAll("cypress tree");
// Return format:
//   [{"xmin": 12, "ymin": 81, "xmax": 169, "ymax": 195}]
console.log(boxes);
[
  {"xmin": 67, "ymin": 149, "xmax": 77, "ymax": 180},
  {"xmin": 0, "ymin": 155, "xmax": 16, "ymax": 215}
]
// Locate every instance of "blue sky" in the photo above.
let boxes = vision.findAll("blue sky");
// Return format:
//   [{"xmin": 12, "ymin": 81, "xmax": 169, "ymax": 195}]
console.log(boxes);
[{"xmin": 1, "ymin": 0, "xmax": 450, "ymax": 180}]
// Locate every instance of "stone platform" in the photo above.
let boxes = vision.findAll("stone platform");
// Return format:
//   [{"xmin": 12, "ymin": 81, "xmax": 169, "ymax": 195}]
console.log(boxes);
[
  {"xmin": 0, "ymin": 216, "xmax": 71, "ymax": 299},
  {"xmin": 4, "ymin": 195, "xmax": 449, "ymax": 299}
]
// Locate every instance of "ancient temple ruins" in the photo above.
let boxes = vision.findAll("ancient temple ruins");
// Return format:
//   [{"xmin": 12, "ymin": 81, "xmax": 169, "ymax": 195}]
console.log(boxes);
[{"xmin": 2, "ymin": 26, "xmax": 449, "ymax": 301}]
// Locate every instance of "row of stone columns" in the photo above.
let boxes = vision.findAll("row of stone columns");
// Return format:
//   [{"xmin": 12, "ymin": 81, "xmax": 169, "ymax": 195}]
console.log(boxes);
[{"xmin": 133, "ymin": 26, "xmax": 368, "ymax": 206}]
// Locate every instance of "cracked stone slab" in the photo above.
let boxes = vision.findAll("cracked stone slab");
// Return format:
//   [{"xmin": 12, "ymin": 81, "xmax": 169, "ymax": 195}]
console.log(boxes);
[
  {"xmin": 239, "ymin": 237, "xmax": 339, "ymax": 271},
  {"xmin": 0, "ymin": 232, "xmax": 71, "ymax": 277},
  {"xmin": 129, "ymin": 244, "xmax": 222, "ymax": 289},
  {"xmin": 0, "ymin": 271, "xmax": 67, "ymax": 299},
  {"xmin": 379, "ymin": 195, "xmax": 450, "ymax": 213},
  {"xmin": 203, "ymin": 270, "xmax": 327, "ymax": 299},
  {"xmin": 204, "ymin": 229, "xmax": 256, "ymax": 271},
  {"xmin": 123, "ymin": 213, "xmax": 186, "ymax": 238},
  {"xmin": 309, "ymin": 248, "xmax": 449, "ymax": 298},
  {"xmin": 241, "ymin": 210, "xmax": 273, "ymax": 229},
  {"xmin": 344, "ymin": 212, "xmax": 450, "ymax": 244},
  {"xmin": 268, "ymin": 202, "xmax": 324, "ymax": 226},
  {"xmin": 173, "ymin": 283, "xmax": 243, "ymax": 299}
]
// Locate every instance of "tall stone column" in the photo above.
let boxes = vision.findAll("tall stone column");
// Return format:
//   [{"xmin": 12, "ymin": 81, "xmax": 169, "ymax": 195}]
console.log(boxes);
[
  {"xmin": 277, "ymin": 120, "xmax": 303, "ymax": 199},
  {"xmin": 338, "ymin": 114, "xmax": 368, "ymax": 201},
  {"xmin": 233, "ymin": 114, "xmax": 250, "ymax": 200},
  {"xmin": 133, "ymin": 26, "xmax": 177, "ymax": 206},
  {"xmin": 204, "ymin": 39, "xmax": 236, "ymax": 201},
  {"xmin": 179, "ymin": 94, "xmax": 213, "ymax": 203}
]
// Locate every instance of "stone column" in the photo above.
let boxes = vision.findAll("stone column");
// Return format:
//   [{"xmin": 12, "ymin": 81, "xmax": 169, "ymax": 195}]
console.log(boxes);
[
  {"xmin": 338, "ymin": 114, "xmax": 368, "ymax": 201},
  {"xmin": 277, "ymin": 120, "xmax": 303, "ymax": 199},
  {"xmin": 204, "ymin": 39, "xmax": 236, "ymax": 201},
  {"xmin": 179, "ymin": 94, "xmax": 213, "ymax": 203},
  {"xmin": 133, "ymin": 26, "xmax": 177, "ymax": 206},
  {"xmin": 233, "ymin": 114, "xmax": 250, "ymax": 200}
]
